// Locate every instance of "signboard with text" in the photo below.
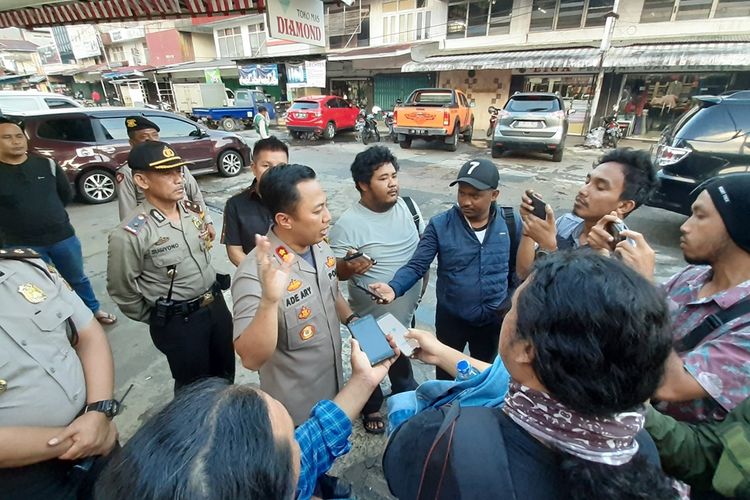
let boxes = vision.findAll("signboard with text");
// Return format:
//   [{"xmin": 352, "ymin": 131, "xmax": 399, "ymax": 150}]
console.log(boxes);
[
  {"xmin": 37, "ymin": 44, "xmax": 61, "ymax": 65},
  {"xmin": 286, "ymin": 60, "xmax": 326, "ymax": 88},
  {"xmin": 66, "ymin": 25, "xmax": 101, "ymax": 60},
  {"xmin": 266, "ymin": 0, "xmax": 325, "ymax": 47},
  {"xmin": 239, "ymin": 64, "xmax": 279, "ymax": 86}
]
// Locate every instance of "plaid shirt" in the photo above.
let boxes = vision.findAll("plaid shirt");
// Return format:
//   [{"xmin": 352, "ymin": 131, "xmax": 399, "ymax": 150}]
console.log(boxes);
[
  {"xmin": 295, "ymin": 400, "xmax": 352, "ymax": 500},
  {"xmin": 657, "ymin": 266, "xmax": 750, "ymax": 423}
]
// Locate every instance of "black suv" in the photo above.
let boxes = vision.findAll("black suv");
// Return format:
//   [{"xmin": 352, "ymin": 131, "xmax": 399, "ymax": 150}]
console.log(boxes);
[{"xmin": 648, "ymin": 91, "xmax": 750, "ymax": 215}]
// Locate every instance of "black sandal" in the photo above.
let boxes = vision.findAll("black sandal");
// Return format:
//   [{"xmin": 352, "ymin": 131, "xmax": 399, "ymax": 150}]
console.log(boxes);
[{"xmin": 362, "ymin": 413, "xmax": 386, "ymax": 434}]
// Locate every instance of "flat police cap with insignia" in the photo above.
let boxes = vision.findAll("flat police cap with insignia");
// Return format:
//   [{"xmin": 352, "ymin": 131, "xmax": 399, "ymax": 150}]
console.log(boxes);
[
  {"xmin": 128, "ymin": 140, "xmax": 189, "ymax": 172},
  {"xmin": 125, "ymin": 115, "xmax": 160, "ymax": 133}
]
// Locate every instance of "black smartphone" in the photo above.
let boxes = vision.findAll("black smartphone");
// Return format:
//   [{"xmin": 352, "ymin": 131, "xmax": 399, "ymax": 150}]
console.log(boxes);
[
  {"xmin": 343, "ymin": 251, "xmax": 364, "ymax": 261},
  {"xmin": 347, "ymin": 314, "xmax": 396, "ymax": 366},
  {"xmin": 607, "ymin": 220, "xmax": 628, "ymax": 246},
  {"xmin": 352, "ymin": 281, "xmax": 384, "ymax": 301},
  {"xmin": 527, "ymin": 191, "xmax": 547, "ymax": 219}
]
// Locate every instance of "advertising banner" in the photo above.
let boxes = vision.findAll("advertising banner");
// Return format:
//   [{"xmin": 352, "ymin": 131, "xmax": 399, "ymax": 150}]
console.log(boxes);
[
  {"xmin": 286, "ymin": 60, "xmax": 326, "ymax": 88},
  {"xmin": 239, "ymin": 64, "xmax": 279, "ymax": 86},
  {"xmin": 204, "ymin": 68, "xmax": 223, "ymax": 84},
  {"xmin": 67, "ymin": 25, "xmax": 101, "ymax": 60}
]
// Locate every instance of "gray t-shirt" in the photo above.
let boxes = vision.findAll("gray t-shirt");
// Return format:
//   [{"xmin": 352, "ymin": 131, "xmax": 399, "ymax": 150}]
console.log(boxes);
[{"xmin": 330, "ymin": 197, "xmax": 425, "ymax": 325}]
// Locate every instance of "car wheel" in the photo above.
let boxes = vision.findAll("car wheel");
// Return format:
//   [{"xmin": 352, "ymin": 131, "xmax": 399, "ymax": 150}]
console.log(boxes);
[
  {"xmin": 221, "ymin": 117, "xmax": 237, "ymax": 132},
  {"xmin": 78, "ymin": 169, "xmax": 116, "ymax": 204},
  {"xmin": 217, "ymin": 149, "xmax": 244, "ymax": 177},
  {"xmin": 552, "ymin": 148, "xmax": 564, "ymax": 162},
  {"xmin": 463, "ymin": 122, "xmax": 473, "ymax": 143},
  {"xmin": 399, "ymin": 138, "xmax": 412, "ymax": 149},
  {"xmin": 491, "ymin": 146, "xmax": 504, "ymax": 159},
  {"xmin": 323, "ymin": 121, "xmax": 336, "ymax": 140},
  {"xmin": 446, "ymin": 123, "xmax": 459, "ymax": 152}
]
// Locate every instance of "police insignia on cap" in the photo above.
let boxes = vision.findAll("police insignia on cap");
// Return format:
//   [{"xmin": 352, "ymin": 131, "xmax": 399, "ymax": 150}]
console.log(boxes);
[
  {"xmin": 326, "ymin": 256, "xmax": 335, "ymax": 268},
  {"xmin": 276, "ymin": 246, "xmax": 293, "ymax": 263},
  {"xmin": 126, "ymin": 118, "xmax": 137, "ymax": 128},
  {"xmin": 287, "ymin": 279, "xmax": 302, "ymax": 292},
  {"xmin": 299, "ymin": 325, "xmax": 316, "ymax": 341},
  {"xmin": 163, "ymin": 146, "xmax": 175, "ymax": 158},
  {"xmin": 298, "ymin": 306, "xmax": 312, "ymax": 320},
  {"xmin": 18, "ymin": 283, "xmax": 46, "ymax": 303}
]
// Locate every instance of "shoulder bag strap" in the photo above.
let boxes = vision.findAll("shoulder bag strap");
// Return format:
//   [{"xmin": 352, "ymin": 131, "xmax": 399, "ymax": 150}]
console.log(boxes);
[
  {"xmin": 403, "ymin": 196, "xmax": 421, "ymax": 234},
  {"xmin": 676, "ymin": 297, "xmax": 750, "ymax": 352},
  {"xmin": 416, "ymin": 404, "xmax": 461, "ymax": 500},
  {"xmin": 501, "ymin": 206, "xmax": 518, "ymax": 289}
]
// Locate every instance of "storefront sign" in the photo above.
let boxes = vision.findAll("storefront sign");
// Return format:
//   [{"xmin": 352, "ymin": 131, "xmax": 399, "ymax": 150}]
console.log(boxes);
[
  {"xmin": 286, "ymin": 60, "xmax": 325, "ymax": 88},
  {"xmin": 108, "ymin": 27, "xmax": 145, "ymax": 43},
  {"xmin": 266, "ymin": 0, "xmax": 325, "ymax": 47},
  {"xmin": 37, "ymin": 44, "xmax": 61, "ymax": 65},
  {"xmin": 204, "ymin": 68, "xmax": 222, "ymax": 84},
  {"xmin": 66, "ymin": 25, "xmax": 101, "ymax": 60},
  {"xmin": 239, "ymin": 64, "xmax": 279, "ymax": 86}
]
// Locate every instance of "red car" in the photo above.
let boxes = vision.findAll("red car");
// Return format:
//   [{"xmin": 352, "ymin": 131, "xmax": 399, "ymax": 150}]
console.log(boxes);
[
  {"xmin": 7, "ymin": 108, "xmax": 251, "ymax": 204},
  {"xmin": 285, "ymin": 95, "xmax": 360, "ymax": 140}
]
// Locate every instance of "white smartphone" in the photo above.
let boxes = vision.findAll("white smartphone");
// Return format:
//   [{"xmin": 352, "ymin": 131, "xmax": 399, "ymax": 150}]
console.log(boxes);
[{"xmin": 377, "ymin": 312, "xmax": 419, "ymax": 357}]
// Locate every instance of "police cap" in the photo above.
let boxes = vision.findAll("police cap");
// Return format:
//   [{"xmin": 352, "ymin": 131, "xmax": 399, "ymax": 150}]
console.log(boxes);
[
  {"xmin": 125, "ymin": 115, "xmax": 160, "ymax": 133},
  {"xmin": 128, "ymin": 141, "xmax": 188, "ymax": 172}
]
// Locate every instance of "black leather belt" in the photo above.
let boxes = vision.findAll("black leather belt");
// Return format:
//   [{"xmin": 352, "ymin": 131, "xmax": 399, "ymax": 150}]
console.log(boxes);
[{"xmin": 167, "ymin": 283, "xmax": 222, "ymax": 317}]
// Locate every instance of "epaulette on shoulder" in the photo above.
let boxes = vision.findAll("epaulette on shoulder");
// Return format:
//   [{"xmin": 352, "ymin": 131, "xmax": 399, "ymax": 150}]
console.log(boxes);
[
  {"xmin": 183, "ymin": 199, "xmax": 203, "ymax": 214},
  {"xmin": 124, "ymin": 213, "xmax": 148, "ymax": 235},
  {"xmin": 0, "ymin": 248, "xmax": 39, "ymax": 259}
]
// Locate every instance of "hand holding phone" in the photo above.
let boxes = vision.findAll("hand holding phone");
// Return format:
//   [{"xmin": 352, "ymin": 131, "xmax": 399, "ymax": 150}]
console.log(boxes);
[
  {"xmin": 606, "ymin": 220, "xmax": 628, "ymax": 247},
  {"xmin": 353, "ymin": 281, "xmax": 384, "ymax": 301},
  {"xmin": 526, "ymin": 190, "xmax": 548, "ymax": 220},
  {"xmin": 377, "ymin": 313, "xmax": 418, "ymax": 357},
  {"xmin": 347, "ymin": 315, "xmax": 396, "ymax": 366}
]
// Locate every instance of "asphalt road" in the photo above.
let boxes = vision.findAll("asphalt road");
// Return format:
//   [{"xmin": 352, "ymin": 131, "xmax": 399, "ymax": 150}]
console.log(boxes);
[{"xmin": 67, "ymin": 130, "xmax": 688, "ymax": 499}]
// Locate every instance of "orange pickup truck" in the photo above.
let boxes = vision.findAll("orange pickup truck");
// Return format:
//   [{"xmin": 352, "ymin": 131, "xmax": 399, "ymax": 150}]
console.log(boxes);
[{"xmin": 393, "ymin": 88, "xmax": 474, "ymax": 151}]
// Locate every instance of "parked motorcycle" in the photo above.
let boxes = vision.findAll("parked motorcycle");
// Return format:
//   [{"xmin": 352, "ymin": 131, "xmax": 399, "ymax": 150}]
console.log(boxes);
[
  {"xmin": 602, "ymin": 115, "xmax": 622, "ymax": 148},
  {"xmin": 356, "ymin": 106, "xmax": 381, "ymax": 145},
  {"xmin": 487, "ymin": 106, "xmax": 499, "ymax": 138}
]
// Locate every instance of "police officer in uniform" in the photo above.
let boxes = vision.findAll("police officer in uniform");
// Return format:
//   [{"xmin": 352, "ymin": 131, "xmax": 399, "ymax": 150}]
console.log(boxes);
[
  {"xmin": 232, "ymin": 163, "xmax": 359, "ymax": 426},
  {"xmin": 116, "ymin": 116, "xmax": 216, "ymax": 242},
  {"xmin": 0, "ymin": 247, "xmax": 118, "ymax": 500},
  {"xmin": 107, "ymin": 141, "xmax": 234, "ymax": 391}
]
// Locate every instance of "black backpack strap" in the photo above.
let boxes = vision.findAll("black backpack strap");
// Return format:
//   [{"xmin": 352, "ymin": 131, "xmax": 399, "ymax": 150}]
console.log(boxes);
[
  {"xmin": 416, "ymin": 403, "xmax": 461, "ymax": 500},
  {"xmin": 676, "ymin": 298, "xmax": 750, "ymax": 352},
  {"xmin": 500, "ymin": 206, "xmax": 518, "ymax": 290},
  {"xmin": 403, "ymin": 196, "xmax": 420, "ymax": 234}
]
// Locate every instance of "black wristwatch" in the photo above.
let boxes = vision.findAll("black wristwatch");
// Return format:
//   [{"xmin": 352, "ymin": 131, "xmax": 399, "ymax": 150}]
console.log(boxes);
[
  {"xmin": 344, "ymin": 313, "xmax": 360, "ymax": 326},
  {"xmin": 83, "ymin": 399, "xmax": 121, "ymax": 419}
]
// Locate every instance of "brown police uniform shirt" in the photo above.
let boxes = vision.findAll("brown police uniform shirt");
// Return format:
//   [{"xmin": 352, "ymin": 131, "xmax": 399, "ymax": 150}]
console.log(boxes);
[
  {"xmin": 0, "ymin": 252, "xmax": 91, "ymax": 427},
  {"xmin": 232, "ymin": 229, "xmax": 344, "ymax": 425},
  {"xmin": 107, "ymin": 199, "xmax": 217, "ymax": 323}
]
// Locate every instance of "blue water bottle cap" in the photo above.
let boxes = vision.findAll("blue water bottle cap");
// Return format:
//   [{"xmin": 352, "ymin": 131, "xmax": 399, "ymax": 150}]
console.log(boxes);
[{"xmin": 456, "ymin": 359, "xmax": 470, "ymax": 373}]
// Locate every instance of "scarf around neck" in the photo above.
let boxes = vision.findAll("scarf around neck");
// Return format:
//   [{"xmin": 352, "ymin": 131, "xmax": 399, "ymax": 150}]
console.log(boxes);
[{"xmin": 503, "ymin": 382, "xmax": 645, "ymax": 466}]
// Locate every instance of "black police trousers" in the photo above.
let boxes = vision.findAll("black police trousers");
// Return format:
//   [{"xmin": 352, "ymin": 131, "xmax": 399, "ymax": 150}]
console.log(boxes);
[
  {"xmin": 149, "ymin": 293, "xmax": 235, "ymax": 391},
  {"xmin": 434, "ymin": 306, "xmax": 502, "ymax": 381}
]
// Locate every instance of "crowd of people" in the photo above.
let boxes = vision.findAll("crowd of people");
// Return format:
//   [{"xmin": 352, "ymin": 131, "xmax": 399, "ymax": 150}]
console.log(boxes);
[{"xmin": 1, "ymin": 111, "xmax": 749, "ymax": 500}]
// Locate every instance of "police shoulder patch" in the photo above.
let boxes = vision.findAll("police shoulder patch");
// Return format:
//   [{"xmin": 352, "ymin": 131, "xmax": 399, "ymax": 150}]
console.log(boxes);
[
  {"xmin": 124, "ymin": 213, "xmax": 148, "ymax": 235},
  {"xmin": 150, "ymin": 209, "xmax": 166, "ymax": 223},
  {"xmin": 0, "ymin": 248, "xmax": 39, "ymax": 259},
  {"xmin": 183, "ymin": 199, "xmax": 203, "ymax": 214}
]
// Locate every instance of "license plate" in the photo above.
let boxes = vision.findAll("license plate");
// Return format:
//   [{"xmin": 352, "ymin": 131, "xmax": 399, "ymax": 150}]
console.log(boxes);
[
  {"xmin": 409, "ymin": 129, "xmax": 428, "ymax": 135},
  {"xmin": 516, "ymin": 121, "xmax": 540, "ymax": 129},
  {"xmin": 295, "ymin": 113, "xmax": 307, "ymax": 118}
]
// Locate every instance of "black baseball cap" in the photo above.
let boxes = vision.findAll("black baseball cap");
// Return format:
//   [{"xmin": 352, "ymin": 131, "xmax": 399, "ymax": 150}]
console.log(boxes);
[
  {"xmin": 128, "ymin": 141, "xmax": 187, "ymax": 172},
  {"xmin": 125, "ymin": 115, "xmax": 160, "ymax": 133},
  {"xmin": 449, "ymin": 159, "xmax": 499, "ymax": 190}
]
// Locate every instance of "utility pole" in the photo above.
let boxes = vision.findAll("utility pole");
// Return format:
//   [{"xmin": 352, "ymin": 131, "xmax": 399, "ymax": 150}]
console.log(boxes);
[
  {"xmin": 95, "ymin": 28, "xmax": 111, "ymax": 104},
  {"xmin": 587, "ymin": 0, "xmax": 620, "ymax": 133}
]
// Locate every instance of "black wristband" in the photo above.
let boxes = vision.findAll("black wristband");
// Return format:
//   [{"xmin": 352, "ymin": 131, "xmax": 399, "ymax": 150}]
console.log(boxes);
[{"xmin": 344, "ymin": 313, "xmax": 359, "ymax": 326}]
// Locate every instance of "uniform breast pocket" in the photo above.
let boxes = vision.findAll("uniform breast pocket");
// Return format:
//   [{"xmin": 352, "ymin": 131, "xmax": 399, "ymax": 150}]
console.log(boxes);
[
  {"xmin": 150, "ymin": 248, "xmax": 186, "ymax": 269},
  {"xmin": 283, "ymin": 306, "xmax": 323, "ymax": 351},
  {"xmin": 31, "ymin": 299, "xmax": 76, "ymax": 350}
]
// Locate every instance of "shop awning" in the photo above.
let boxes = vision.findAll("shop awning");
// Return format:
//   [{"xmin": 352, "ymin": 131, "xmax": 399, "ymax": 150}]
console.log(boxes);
[
  {"xmin": 155, "ymin": 58, "xmax": 238, "ymax": 74},
  {"xmin": 328, "ymin": 43, "xmax": 414, "ymax": 62},
  {"xmin": 605, "ymin": 43, "xmax": 750, "ymax": 70},
  {"xmin": 0, "ymin": 0, "xmax": 262, "ymax": 29},
  {"xmin": 402, "ymin": 47, "xmax": 602, "ymax": 72}
]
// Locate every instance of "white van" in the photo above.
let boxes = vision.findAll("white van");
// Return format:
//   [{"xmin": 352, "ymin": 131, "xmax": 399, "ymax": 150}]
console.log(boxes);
[{"xmin": 0, "ymin": 91, "xmax": 81, "ymax": 113}]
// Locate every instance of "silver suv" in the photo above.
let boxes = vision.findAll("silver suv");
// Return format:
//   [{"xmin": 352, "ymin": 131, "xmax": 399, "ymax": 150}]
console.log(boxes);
[{"xmin": 491, "ymin": 92, "xmax": 572, "ymax": 162}]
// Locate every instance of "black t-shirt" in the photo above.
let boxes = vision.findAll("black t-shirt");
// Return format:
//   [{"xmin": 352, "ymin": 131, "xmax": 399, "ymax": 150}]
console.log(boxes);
[
  {"xmin": 0, "ymin": 155, "xmax": 74, "ymax": 246},
  {"xmin": 221, "ymin": 181, "xmax": 273, "ymax": 254},
  {"xmin": 383, "ymin": 406, "xmax": 662, "ymax": 500}
]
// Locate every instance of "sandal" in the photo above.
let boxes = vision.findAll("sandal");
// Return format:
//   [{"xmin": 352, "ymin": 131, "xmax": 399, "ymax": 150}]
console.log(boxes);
[
  {"xmin": 95, "ymin": 311, "xmax": 117, "ymax": 325},
  {"xmin": 362, "ymin": 412, "xmax": 385, "ymax": 435}
]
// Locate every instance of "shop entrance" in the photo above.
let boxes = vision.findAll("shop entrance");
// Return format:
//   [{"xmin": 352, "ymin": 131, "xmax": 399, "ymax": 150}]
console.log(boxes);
[
  {"xmin": 523, "ymin": 75, "xmax": 595, "ymax": 135},
  {"xmin": 330, "ymin": 78, "xmax": 373, "ymax": 109}
]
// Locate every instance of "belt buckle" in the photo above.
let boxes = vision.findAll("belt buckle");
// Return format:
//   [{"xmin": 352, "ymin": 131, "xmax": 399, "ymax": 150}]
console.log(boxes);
[{"xmin": 200, "ymin": 291, "xmax": 214, "ymax": 307}]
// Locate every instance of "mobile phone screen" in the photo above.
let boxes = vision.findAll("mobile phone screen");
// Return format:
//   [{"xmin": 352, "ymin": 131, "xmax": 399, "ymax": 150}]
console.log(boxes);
[
  {"xmin": 530, "ymin": 194, "xmax": 547, "ymax": 219},
  {"xmin": 377, "ymin": 313, "xmax": 418, "ymax": 357},
  {"xmin": 352, "ymin": 281, "xmax": 383, "ymax": 300},
  {"xmin": 347, "ymin": 315, "xmax": 395, "ymax": 366}
]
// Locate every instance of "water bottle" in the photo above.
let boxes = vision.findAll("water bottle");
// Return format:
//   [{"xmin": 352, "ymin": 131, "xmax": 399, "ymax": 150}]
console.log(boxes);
[{"xmin": 455, "ymin": 359, "xmax": 480, "ymax": 381}]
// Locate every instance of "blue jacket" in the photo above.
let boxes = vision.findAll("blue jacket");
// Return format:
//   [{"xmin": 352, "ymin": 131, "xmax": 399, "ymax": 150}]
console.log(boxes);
[{"xmin": 389, "ymin": 204, "xmax": 521, "ymax": 326}]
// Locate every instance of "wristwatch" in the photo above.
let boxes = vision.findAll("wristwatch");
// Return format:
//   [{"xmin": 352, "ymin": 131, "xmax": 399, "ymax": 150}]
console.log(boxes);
[
  {"xmin": 83, "ymin": 399, "xmax": 122, "ymax": 419},
  {"xmin": 535, "ymin": 248, "xmax": 552, "ymax": 260},
  {"xmin": 344, "ymin": 313, "xmax": 360, "ymax": 326}
]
